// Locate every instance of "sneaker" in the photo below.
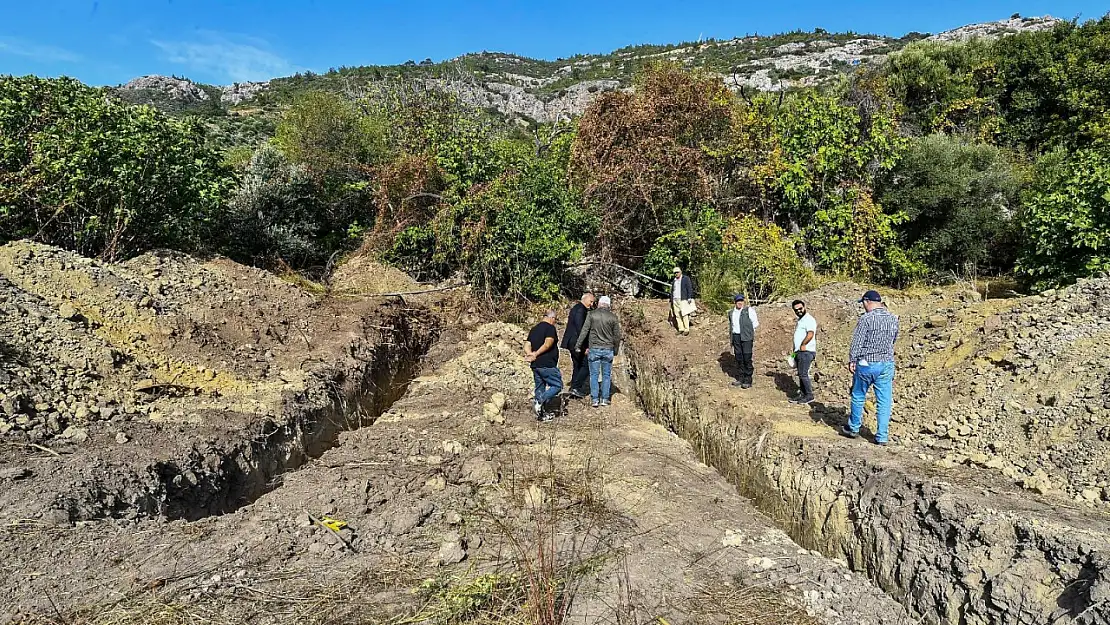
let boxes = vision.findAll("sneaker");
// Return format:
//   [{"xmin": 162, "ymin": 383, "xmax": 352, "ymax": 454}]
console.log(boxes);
[
  {"xmin": 730, "ymin": 380, "xmax": 745, "ymax": 387},
  {"xmin": 570, "ymin": 390, "xmax": 587, "ymax": 399},
  {"xmin": 537, "ymin": 411, "xmax": 555, "ymax": 423},
  {"xmin": 840, "ymin": 425, "xmax": 859, "ymax": 439},
  {"xmin": 681, "ymin": 330, "xmax": 690, "ymax": 336},
  {"xmin": 591, "ymin": 400, "xmax": 600, "ymax": 408},
  {"xmin": 874, "ymin": 438, "xmax": 888, "ymax": 446},
  {"xmin": 599, "ymin": 400, "xmax": 610, "ymax": 407},
  {"xmin": 798, "ymin": 396, "xmax": 814, "ymax": 405},
  {"xmin": 741, "ymin": 382, "xmax": 752, "ymax": 389},
  {"xmin": 533, "ymin": 401, "xmax": 543, "ymax": 417}
]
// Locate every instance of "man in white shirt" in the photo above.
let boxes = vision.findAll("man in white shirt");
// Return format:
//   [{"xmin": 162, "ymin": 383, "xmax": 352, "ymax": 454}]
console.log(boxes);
[
  {"xmin": 789, "ymin": 299, "xmax": 818, "ymax": 404},
  {"xmin": 728, "ymin": 294, "xmax": 759, "ymax": 388}
]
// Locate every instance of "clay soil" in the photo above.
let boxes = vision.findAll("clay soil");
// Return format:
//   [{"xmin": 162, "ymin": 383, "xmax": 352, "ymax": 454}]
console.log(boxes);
[{"xmin": 0, "ymin": 246, "xmax": 909, "ymax": 625}]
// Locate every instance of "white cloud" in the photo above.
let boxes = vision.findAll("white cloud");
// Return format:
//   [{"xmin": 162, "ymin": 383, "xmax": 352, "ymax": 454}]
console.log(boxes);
[
  {"xmin": 151, "ymin": 32, "xmax": 296, "ymax": 83},
  {"xmin": 0, "ymin": 37, "xmax": 82, "ymax": 63}
]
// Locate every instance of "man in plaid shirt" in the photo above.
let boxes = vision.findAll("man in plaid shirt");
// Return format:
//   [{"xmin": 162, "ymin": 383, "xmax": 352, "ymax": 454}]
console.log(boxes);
[{"xmin": 842, "ymin": 290, "xmax": 899, "ymax": 445}]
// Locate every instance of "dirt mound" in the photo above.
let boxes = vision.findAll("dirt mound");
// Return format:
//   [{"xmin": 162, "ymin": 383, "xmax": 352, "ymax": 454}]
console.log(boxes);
[
  {"xmin": 411, "ymin": 322, "xmax": 533, "ymax": 397},
  {"xmin": 330, "ymin": 254, "xmax": 420, "ymax": 295}
]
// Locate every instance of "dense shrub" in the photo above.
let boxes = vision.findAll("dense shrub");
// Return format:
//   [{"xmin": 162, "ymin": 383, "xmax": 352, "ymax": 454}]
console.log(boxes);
[
  {"xmin": 879, "ymin": 135, "xmax": 1022, "ymax": 276},
  {"xmin": 1017, "ymin": 148, "xmax": 1110, "ymax": 289},
  {"xmin": 0, "ymin": 76, "xmax": 234, "ymax": 260},
  {"xmin": 698, "ymin": 216, "xmax": 816, "ymax": 312}
]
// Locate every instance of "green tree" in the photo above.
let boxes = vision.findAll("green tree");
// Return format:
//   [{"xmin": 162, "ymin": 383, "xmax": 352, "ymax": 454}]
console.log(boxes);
[
  {"xmin": 0, "ymin": 76, "xmax": 234, "ymax": 260},
  {"xmin": 994, "ymin": 16, "xmax": 1110, "ymax": 152},
  {"xmin": 274, "ymin": 91, "xmax": 387, "ymax": 174},
  {"xmin": 883, "ymin": 40, "xmax": 1000, "ymax": 139},
  {"xmin": 1017, "ymin": 148, "xmax": 1110, "ymax": 289},
  {"xmin": 879, "ymin": 135, "xmax": 1022, "ymax": 276}
]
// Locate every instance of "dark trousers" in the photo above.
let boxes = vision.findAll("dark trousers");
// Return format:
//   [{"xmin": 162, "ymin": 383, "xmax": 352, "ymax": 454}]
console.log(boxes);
[
  {"xmin": 796, "ymin": 350, "xmax": 816, "ymax": 400},
  {"xmin": 569, "ymin": 349, "xmax": 590, "ymax": 395},
  {"xmin": 731, "ymin": 335, "xmax": 754, "ymax": 384}
]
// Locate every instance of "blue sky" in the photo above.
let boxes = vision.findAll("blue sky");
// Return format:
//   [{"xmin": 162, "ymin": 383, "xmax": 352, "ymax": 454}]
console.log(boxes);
[{"xmin": 0, "ymin": 1, "xmax": 1104, "ymax": 86}]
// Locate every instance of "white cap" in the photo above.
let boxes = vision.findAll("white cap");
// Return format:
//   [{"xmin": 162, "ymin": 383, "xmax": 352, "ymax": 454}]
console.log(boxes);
[{"xmin": 598, "ymin": 296, "xmax": 612, "ymax": 307}]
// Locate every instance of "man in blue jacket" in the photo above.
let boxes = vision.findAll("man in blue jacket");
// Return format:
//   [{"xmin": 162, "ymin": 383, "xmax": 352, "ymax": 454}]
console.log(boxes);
[{"xmin": 561, "ymin": 292, "xmax": 595, "ymax": 399}]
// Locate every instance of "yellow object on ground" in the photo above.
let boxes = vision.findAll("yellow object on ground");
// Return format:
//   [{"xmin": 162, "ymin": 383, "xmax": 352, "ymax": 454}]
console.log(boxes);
[{"xmin": 320, "ymin": 516, "xmax": 347, "ymax": 531}]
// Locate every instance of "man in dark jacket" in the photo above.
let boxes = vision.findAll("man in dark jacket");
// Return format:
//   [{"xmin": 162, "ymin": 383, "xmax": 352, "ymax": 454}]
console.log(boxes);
[
  {"xmin": 574, "ymin": 296, "xmax": 622, "ymax": 408},
  {"xmin": 561, "ymin": 292, "xmax": 595, "ymax": 399},
  {"xmin": 671, "ymin": 266, "xmax": 695, "ymax": 336},
  {"xmin": 728, "ymin": 294, "xmax": 759, "ymax": 388}
]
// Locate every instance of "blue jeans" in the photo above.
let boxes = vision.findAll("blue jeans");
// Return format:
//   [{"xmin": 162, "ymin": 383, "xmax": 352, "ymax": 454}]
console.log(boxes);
[
  {"xmin": 849, "ymin": 361, "xmax": 895, "ymax": 442},
  {"xmin": 587, "ymin": 348, "xmax": 614, "ymax": 402},
  {"xmin": 532, "ymin": 367, "xmax": 563, "ymax": 406}
]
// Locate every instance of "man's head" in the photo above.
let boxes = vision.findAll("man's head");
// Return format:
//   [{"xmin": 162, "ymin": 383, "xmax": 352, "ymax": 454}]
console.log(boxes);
[
  {"xmin": 598, "ymin": 295, "xmax": 612, "ymax": 309},
  {"xmin": 792, "ymin": 299, "xmax": 806, "ymax": 319},
  {"xmin": 734, "ymin": 294, "xmax": 746, "ymax": 309},
  {"xmin": 543, "ymin": 310, "xmax": 557, "ymax": 325},
  {"xmin": 581, "ymin": 292, "xmax": 596, "ymax": 309},
  {"xmin": 859, "ymin": 290, "xmax": 883, "ymax": 312},
  {"xmin": 672, "ymin": 266, "xmax": 682, "ymax": 280}
]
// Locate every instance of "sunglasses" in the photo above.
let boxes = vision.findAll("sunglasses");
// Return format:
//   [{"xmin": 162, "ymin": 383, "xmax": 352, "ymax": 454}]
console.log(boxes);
[{"xmin": 793, "ymin": 307, "xmax": 804, "ymax": 313}]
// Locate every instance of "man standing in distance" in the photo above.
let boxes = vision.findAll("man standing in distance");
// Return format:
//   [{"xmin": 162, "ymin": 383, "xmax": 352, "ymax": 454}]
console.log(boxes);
[
  {"xmin": 524, "ymin": 310, "xmax": 563, "ymax": 422},
  {"xmin": 671, "ymin": 266, "xmax": 695, "ymax": 336},
  {"xmin": 561, "ymin": 292, "xmax": 595, "ymax": 399},
  {"xmin": 575, "ymin": 296, "xmax": 622, "ymax": 408},
  {"xmin": 843, "ymin": 290, "xmax": 899, "ymax": 445},
  {"xmin": 728, "ymin": 294, "xmax": 759, "ymax": 388},
  {"xmin": 789, "ymin": 300, "xmax": 818, "ymax": 404}
]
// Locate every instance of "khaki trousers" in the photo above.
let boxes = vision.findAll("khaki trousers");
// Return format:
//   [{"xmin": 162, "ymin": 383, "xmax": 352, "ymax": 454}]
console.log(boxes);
[{"xmin": 671, "ymin": 299, "xmax": 690, "ymax": 332}]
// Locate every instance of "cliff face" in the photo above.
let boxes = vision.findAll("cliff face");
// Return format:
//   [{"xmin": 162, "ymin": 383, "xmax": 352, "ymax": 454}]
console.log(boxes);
[{"xmin": 114, "ymin": 16, "xmax": 1062, "ymax": 123}]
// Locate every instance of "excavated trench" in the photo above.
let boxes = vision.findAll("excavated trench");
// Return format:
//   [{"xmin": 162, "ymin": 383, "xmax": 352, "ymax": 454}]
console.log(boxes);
[
  {"xmin": 625, "ymin": 349, "xmax": 1110, "ymax": 625},
  {"xmin": 59, "ymin": 310, "xmax": 440, "ymax": 523}
]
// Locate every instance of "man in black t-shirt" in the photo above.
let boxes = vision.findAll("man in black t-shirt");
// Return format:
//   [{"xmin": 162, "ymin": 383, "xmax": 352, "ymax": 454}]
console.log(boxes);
[{"xmin": 524, "ymin": 310, "xmax": 564, "ymax": 422}]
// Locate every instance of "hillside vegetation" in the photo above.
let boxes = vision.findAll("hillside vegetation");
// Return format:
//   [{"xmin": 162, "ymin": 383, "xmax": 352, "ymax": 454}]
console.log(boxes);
[{"xmin": 1, "ymin": 14, "xmax": 1107, "ymax": 298}]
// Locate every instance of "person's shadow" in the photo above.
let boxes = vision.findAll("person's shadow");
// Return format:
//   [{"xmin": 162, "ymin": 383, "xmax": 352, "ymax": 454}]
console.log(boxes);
[{"xmin": 717, "ymin": 351, "xmax": 739, "ymax": 380}]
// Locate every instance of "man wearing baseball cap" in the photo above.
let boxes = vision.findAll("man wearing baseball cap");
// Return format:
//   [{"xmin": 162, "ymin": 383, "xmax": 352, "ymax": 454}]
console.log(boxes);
[
  {"xmin": 728, "ymin": 294, "xmax": 759, "ymax": 388},
  {"xmin": 843, "ymin": 290, "xmax": 899, "ymax": 445}
]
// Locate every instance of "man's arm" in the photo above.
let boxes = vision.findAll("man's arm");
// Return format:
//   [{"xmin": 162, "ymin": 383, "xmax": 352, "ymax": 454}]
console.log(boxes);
[
  {"xmin": 848, "ymin": 318, "xmax": 867, "ymax": 368},
  {"xmin": 523, "ymin": 340, "xmax": 533, "ymax": 358},
  {"xmin": 800, "ymin": 331, "xmax": 814, "ymax": 350},
  {"xmin": 574, "ymin": 315, "xmax": 592, "ymax": 351},
  {"xmin": 749, "ymin": 307, "xmax": 759, "ymax": 330},
  {"xmin": 614, "ymin": 320, "xmax": 623, "ymax": 356}
]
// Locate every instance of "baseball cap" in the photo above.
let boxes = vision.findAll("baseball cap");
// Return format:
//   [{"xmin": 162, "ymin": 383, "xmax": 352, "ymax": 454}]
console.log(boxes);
[
  {"xmin": 598, "ymin": 295, "xmax": 612, "ymax": 307},
  {"xmin": 859, "ymin": 290, "xmax": 882, "ymax": 303},
  {"xmin": 734, "ymin": 294, "xmax": 746, "ymax": 302}
]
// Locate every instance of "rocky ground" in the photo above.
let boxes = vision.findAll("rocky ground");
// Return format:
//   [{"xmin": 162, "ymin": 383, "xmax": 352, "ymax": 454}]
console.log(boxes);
[
  {"xmin": 3, "ymin": 242, "xmax": 1110, "ymax": 624},
  {"xmin": 0, "ymin": 244, "xmax": 912, "ymax": 624},
  {"xmin": 620, "ymin": 282, "xmax": 1110, "ymax": 623}
]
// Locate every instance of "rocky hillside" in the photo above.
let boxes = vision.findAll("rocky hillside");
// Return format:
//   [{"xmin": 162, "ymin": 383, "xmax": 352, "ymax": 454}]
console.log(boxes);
[{"xmin": 115, "ymin": 15, "xmax": 1059, "ymax": 124}]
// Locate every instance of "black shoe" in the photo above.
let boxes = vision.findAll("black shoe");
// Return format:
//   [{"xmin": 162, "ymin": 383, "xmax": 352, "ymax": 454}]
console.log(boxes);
[
  {"xmin": 840, "ymin": 425, "xmax": 859, "ymax": 439},
  {"xmin": 874, "ymin": 438, "xmax": 888, "ymax": 446},
  {"xmin": 741, "ymin": 382, "xmax": 752, "ymax": 389},
  {"xmin": 570, "ymin": 390, "xmax": 587, "ymax": 399},
  {"xmin": 730, "ymin": 380, "xmax": 745, "ymax": 387},
  {"xmin": 537, "ymin": 411, "xmax": 555, "ymax": 423}
]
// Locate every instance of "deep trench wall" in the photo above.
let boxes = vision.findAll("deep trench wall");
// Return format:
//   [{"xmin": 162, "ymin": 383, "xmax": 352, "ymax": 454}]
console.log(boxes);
[
  {"xmin": 57, "ymin": 308, "xmax": 440, "ymax": 522},
  {"xmin": 626, "ymin": 349, "xmax": 1110, "ymax": 625}
]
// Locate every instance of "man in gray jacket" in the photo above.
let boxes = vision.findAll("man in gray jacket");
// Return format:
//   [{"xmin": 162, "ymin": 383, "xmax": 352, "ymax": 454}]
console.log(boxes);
[{"xmin": 574, "ymin": 295, "xmax": 622, "ymax": 408}]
